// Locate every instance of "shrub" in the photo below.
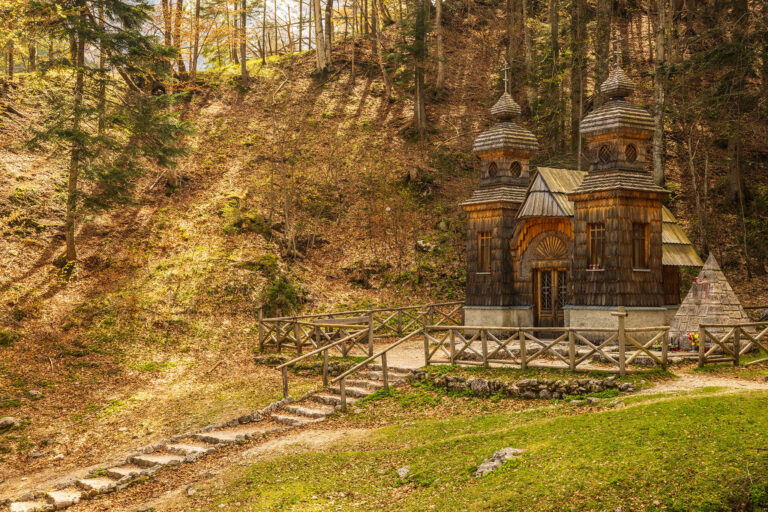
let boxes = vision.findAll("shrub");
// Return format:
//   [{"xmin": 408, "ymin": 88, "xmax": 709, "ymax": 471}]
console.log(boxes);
[
  {"xmin": 261, "ymin": 275, "xmax": 305, "ymax": 317},
  {"xmin": 0, "ymin": 329, "xmax": 20, "ymax": 347}
]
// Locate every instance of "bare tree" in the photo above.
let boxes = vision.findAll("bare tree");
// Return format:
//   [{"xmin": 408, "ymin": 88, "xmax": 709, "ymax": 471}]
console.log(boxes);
[
  {"xmin": 652, "ymin": 0, "xmax": 666, "ymax": 185},
  {"xmin": 241, "ymin": 0, "xmax": 249, "ymax": 87},
  {"xmin": 434, "ymin": 0, "xmax": 445, "ymax": 93},
  {"xmin": 371, "ymin": 0, "xmax": 391, "ymax": 98}
]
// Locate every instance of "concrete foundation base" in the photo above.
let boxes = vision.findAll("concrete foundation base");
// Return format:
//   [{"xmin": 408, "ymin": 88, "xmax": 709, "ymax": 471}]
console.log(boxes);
[{"xmin": 463, "ymin": 306, "xmax": 533, "ymax": 328}]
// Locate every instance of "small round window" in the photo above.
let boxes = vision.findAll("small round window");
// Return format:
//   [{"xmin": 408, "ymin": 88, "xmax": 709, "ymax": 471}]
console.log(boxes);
[
  {"xmin": 488, "ymin": 162, "xmax": 498, "ymax": 178},
  {"xmin": 509, "ymin": 161, "xmax": 522, "ymax": 177},
  {"xmin": 625, "ymin": 144, "xmax": 638, "ymax": 163},
  {"xmin": 598, "ymin": 145, "xmax": 612, "ymax": 163}
]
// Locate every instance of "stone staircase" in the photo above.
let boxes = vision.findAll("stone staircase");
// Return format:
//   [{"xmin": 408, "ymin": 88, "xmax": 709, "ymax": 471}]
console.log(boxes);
[{"xmin": 5, "ymin": 366, "xmax": 412, "ymax": 512}]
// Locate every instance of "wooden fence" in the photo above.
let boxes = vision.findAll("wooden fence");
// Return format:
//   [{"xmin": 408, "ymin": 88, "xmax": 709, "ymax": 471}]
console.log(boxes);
[
  {"xmin": 423, "ymin": 307, "xmax": 669, "ymax": 376},
  {"xmin": 698, "ymin": 321, "xmax": 768, "ymax": 367},
  {"xmin": 258, "ymin": 301, "xmax": 463, "ymax": 353}
]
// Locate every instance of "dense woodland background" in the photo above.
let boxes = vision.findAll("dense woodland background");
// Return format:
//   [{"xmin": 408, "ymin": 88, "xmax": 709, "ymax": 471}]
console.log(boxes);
[{"xmin": 0, "ymin": 0, "xmax": 767, "ymax": 353}]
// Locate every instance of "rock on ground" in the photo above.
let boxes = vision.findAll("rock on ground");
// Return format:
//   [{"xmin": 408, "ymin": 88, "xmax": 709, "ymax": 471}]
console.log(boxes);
[{"xmin": 475, "ymin": 448, "xmax": 524, "ymax": 477}]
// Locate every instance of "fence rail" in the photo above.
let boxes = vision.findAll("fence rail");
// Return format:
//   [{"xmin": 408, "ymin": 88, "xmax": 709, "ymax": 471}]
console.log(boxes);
[
  {"xmin": 698, "ymin": 321, "xmax": 768, "ymax": 367},
  {"xmin": 422, "ymin": 308, "xmax": 669, "ymax": 376},
  {"xmin": 258, "ymin": 301, "xmax": 463, "ymax": 353}
]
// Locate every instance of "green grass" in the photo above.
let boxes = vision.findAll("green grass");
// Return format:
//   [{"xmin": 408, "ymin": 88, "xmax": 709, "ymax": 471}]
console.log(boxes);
[{"xmin": 206, "ymin": 390, "xmax": 768, "ymax": 511}]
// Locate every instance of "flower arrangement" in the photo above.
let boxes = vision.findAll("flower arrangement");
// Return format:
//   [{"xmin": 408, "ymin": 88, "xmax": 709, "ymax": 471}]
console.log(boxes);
[{"xmin": 687, "ymin": 332, "xmax": 699, "ymax": 349}]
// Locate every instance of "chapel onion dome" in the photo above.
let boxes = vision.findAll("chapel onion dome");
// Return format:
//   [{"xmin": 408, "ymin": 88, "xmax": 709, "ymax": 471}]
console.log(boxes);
[
  {"xmin": 473, "ymin": 92, "xmax": 539, "ymax": 156},
  {"xmin": 579, "ymin": 65, "xmax": 654, "ymax": 140}
]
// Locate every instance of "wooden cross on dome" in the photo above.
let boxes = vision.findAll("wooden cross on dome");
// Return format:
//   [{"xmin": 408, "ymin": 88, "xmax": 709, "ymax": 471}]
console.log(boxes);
[
  {"xmin": 501, "ymin": 57, "xmax": 511, "ymax": 94},
  {"xmin": 611, "ymin": 33, "xmax": 623, "ymax": 69}
]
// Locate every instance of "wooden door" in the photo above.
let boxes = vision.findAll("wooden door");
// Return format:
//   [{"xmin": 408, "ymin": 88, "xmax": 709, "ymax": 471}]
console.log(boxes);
[{"xmin": 535, "ymin": 269, "xmax": 567, "ymax": 327}]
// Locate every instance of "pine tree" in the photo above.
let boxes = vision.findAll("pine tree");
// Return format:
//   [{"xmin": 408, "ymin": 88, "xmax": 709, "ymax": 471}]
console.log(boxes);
[{"xmin": 27, "ymin": 0, "xmax": 189, "ymax": 264}]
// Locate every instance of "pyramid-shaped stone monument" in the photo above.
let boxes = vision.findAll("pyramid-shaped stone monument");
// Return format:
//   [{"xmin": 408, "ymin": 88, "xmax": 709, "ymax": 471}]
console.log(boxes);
[{"xmin": 669, "ymin": 254, "xmax": 749, "ymax": 350}]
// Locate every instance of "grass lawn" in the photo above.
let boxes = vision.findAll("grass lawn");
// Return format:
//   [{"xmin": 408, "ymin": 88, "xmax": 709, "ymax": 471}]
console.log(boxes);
[{"xmin": 193, "ymin": 389, "xmax": 768, "ymax": 511}]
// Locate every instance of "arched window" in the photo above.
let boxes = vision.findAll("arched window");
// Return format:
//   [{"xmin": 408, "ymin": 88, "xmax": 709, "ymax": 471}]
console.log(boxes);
[
  {"xmin": 509, "ymin": 161, "xmax": 522, "ymax": 177},
  {"xmin": 488, "ymin": 162, "xmax": 498, "ymax": 178}
]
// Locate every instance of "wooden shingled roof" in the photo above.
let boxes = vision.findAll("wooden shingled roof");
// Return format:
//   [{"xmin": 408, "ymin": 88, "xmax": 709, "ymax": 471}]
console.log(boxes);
[{"xmin": 517, "ymin": 167, "xmax": 703, "ymax": 267}]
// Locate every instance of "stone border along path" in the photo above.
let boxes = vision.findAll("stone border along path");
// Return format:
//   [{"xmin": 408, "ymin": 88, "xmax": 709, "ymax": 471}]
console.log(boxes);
[{"xmin": 2, "ymin": 365, "xmax": 413, "ymax": 512}]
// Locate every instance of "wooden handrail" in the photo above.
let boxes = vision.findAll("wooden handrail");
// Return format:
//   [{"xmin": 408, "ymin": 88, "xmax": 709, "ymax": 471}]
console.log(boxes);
[
  {"xmin": 331, "ymin": 329, "xmax": 422, "ymax": 384},
  {"xmin": 276, "ymin": 328, "xmax": 367, "ymax": 369},
  {"xmin": 262, "ymin": 301, "xmax": 463, "ymax": 322},
  {"xmin": 701, "ymin": 322, "xmax": 768, "ymax": 328},
  {"xmin": 423, "ymin": 325, "xmax": 618, "ymax": 333}
]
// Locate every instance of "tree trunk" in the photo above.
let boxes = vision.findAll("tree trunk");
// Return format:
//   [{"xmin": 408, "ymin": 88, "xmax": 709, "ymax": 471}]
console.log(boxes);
[
  {"xmin": 174, "ymin": 0, "xmax": 187, "ymax": 76},
  {"xmin": 28, "ymin": 44, "xmax": 36, "ymax": 72},
  {"xmin": 191, "ymin": 0, "xmax": 201, "ymax": 81},
  {"xmin": 241, "ymin": 0, "xmax": 249, "ymax": 87},
  {"xmin": 312, "ymin": 0, "xmax": 328, "ymax": 71},
  {"xmin": 594, "ymin": 0, "xmax": 611, "ymax": 108},
  {"xmin": 569, "ymin": 0, "xmax": 586, "ymax": 160},
  {"xmin": 324, "ymin": 0, "xmax": 333, "ymax": 66},
  {"xmin": 8, "ymin": 41, "xmax": 13, "ymax": 80},
  {"xmin": 412, "ymin": 0, "xmax": 427, "ymax": 137},
  {"xmin": 66, "ymin": 29, "xmax": 86, "ymax": 263},
  {"xmin": 97, "ymin": 0, "xmax": 106, "ymax": 135},
  {"xmin": 261, "ymin": 1, "xmax": 268, "ymax": 62},
  {"xmin": 435, "ymin": 0, "xmax": 445, "ymax": 93},
  {"xmin": 274, "ymin": 0, "xmax": 278, "ymax": 55},
  {"xmin": 549, "ymin": 0, "xmax": 560, "ymax": 151},
  {"xmin": 299, "ymin": 0, "xmax": 304, "ymax": 52},
  {"xmin": 652, "ymin": 0, "xmax": 666, "ymax": 186},
  {"xmin": 371, "ymin": 0, "xmax": 391, "ymax": 98}
]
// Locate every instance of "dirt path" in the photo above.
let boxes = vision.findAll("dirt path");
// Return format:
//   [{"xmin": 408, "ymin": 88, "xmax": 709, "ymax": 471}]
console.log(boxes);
[{"xmin": 640, "ymin": 372, "xmax": 768, "ymax": 394}]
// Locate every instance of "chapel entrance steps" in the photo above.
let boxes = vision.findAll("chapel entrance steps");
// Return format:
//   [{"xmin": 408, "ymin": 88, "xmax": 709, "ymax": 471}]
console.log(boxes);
[{"xmin": 4, "ymin": 367, "xmax": 411, "ymax": 512}]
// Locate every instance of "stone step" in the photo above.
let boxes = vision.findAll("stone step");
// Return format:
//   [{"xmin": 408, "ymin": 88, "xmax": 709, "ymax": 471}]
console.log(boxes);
[
  {"xmin": 359, "ymin": 370, "xmax": 410, "ymax": 382},
  {"xmin": 106, "ymin": 463, "xmax": 145, "ymax": 480},
  {"xmin": 345, "ymin": 379, "xmax": 384, "ymax": 390},
  {"xmin": 312, "ymin": 393, "xmax": 358, "ymax": 406},
  {"xmin": 76, "ymin": 476, "xmax": 116, "ymax": 494},
  {"xmin": 194, "ymin": 423, "xmax": 279, "ymax": 444},
  {"xmin": 368, "ymin": 363, "xmax": 412, "ymax": 374},
  {"xmin": 45, "ymin": 488, "xmax": 83, "ymax": 508},
  {"xmin": 131, "ymin": 452, "xmax": 185, "ymax": 468},
  {"xmin": 165, "ymin": 442, "xmax": 215, "ymax": 457},
  {"xmin": 328, "ymin": 385, "xmax": 373, "ymax": 398},
  {"xmin": 9, "ymin": 502, "xmax": 49, "ymax": 512},
  {"xmin": 270, "ymin": 413, "xmax": 318, "ymax": 427},
  {"xmin": 284, "ymin": 404, "xmax": 335, "ymax": 418}
]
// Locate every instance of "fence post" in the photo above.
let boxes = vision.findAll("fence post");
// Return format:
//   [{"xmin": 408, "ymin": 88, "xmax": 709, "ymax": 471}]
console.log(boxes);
[
  {"xmin": 449, "ymin": 328, "xmax": 456, "ymax": 364},
  {"xmin": 322, "ymin": 348, "xmax": 329, "ymax": 387},
  {"xmin": 314, "ymin": 326, "xmax": 320, "ymax": 350},
  {"xmin": 339, "ymin": 379, "xmax": 347, "ymax": 412},
  {"xmin": 519, "ymin": 329, "xmax": 527, "ymax": 370},
  {"xmin": 294, "ymin": 321, "xmax": 302, "ymax": 354},
  {"xmin": 481, "ymin": 329, "xmax": 489, "ymax": 367},
  {"xmin": 614, "ymin": 306, "xmax": 627, "ymax": 377},
  {"xmin": 397, "ymin": 310, "xmax": 403, "ymax": 336},
  {"xmin": 661, "ymin": 329, "xmax": 669, "ymax": 371},
  {"xmin": 698, "ymin": 327, "xmax": 705, "ymax": 368},
  {"xmin": 734, "ymin": 327, "xmax": 741, "ymax": 366},
  {"xmin": 258, "ymin": 307, "xmax": 264, "ymax": 352},
  {"xmin": 281, "ymin": 366, "xmax": 288, "ymax": 398},
  {"xmin": 276, "ymin": 323, "xmax": 283, "ymax": 353},
  {"xmin": 367, "ymin": 313, "xmax": 374, "ymax": 357},
  {"xmin": 381, "ymin": 352, "xmax": 389, "ymax": 390},
  {"xmin": 423, "ymin": 327, "xmax": 431, "ymax": 366},
  {"xmin": 568, "ymin": 329, "xmax": 576, "ymax": 371}
]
